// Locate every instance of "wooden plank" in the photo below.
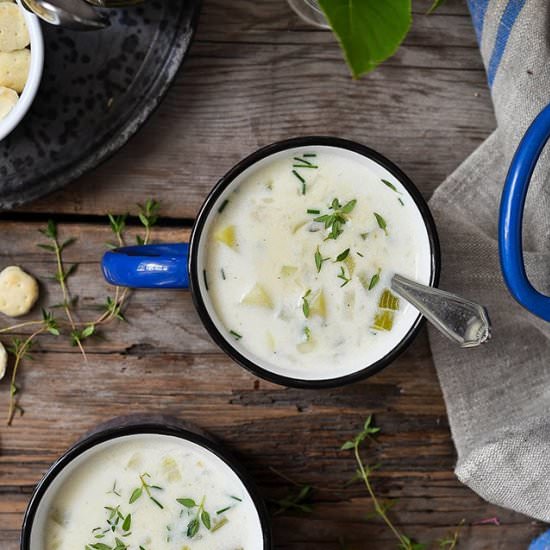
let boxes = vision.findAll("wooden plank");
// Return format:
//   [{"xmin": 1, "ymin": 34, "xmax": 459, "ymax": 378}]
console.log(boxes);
[
  {"xmin": 15, "ymin": 0, "xmax": 495, "ymax": 219},
  {"xmin": 2, "ymin": 0, "xmax": 540, "ymax": 548}
]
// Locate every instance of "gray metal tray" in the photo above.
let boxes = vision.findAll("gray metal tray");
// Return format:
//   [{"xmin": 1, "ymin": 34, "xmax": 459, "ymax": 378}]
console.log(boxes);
[{"xmin": 0, "ymin": 0, "xmax": 201, "ymax": 209}]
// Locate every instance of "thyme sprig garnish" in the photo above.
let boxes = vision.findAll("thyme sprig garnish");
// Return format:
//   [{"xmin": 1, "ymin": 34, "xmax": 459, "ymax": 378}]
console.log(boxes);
[
  {"xmin": 3, "ymin": 200, "xmax": 160, "ymax": 426},
  {"xmin": 314, "ymin": 246, "xmax": 330, "ymax": 273},
  {"xmin": 341, "ymin": 416, "xmax": 425, "ymax": 550},
  {"xmin": 129, "ymin": 473, "xmax": 164, "ymax": 509},
  {"xmin": 313, "ymin": 198, "xmax": 357, "ymax": 240},
  {"xmin": 177, "ymin": 496, "xmax": 212, "ymax": 538},
  {"xmin": 85, "ymin": 502, "xmax": 132, "ymax": 549},
  {"xmin": 337, "ymin": 266, "xmax": 351, "ymax": 287}
]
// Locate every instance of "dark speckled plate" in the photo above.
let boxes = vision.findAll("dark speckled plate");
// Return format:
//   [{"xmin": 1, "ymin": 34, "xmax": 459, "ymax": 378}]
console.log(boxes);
[{"xmin": 0, "ymin": 0, "xmax": 201, "ymax": 210}]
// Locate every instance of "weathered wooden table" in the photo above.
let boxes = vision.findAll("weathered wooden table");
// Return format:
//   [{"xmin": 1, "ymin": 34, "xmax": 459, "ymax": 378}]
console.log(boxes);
[{"xmin": 0, "ymin": 1, "xmax": 544, "ymax": 548}]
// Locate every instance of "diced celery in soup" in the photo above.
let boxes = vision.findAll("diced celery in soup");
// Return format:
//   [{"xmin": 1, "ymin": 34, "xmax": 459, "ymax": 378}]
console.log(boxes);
[
  {"xmin": 205, "ymin": 149, "xmax": 424, "ymax": 377},
  {"xmin": 43, "ymin": 435, "xmax": 263, "ymax": 550}
]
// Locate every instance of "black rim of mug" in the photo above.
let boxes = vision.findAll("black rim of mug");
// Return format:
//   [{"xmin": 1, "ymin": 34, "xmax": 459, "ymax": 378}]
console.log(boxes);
[{"xmin": 188, "ymin": 136, "xmax": 441, "ymax": 389}]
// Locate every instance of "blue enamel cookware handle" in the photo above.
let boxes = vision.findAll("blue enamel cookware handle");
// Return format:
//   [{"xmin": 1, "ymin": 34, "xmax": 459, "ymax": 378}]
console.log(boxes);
[
  {"xmin": 499, "ymin": 103, "xmax": 550, "ymax": 321},
  {"xmin": 102, "ymin": 243, "xmax": 189, "ymax": 289}
]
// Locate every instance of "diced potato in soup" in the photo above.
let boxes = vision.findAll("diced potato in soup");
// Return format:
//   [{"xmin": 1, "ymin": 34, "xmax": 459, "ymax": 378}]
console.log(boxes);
[
  {"xmin": 203, "ymin": 148, "xmax": 432, "ymax": 380},
  {"xmin": 40, "ymin": 434, "xmax": 264, "ymax": 549}
]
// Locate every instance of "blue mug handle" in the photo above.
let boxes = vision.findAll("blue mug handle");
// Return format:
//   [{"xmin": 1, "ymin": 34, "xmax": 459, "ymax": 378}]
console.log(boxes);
[
  {"xmin": 499, "ymin": 102, "xmax": 550, "ymax": 321},
  {"xmin": 102, "ymin": 243, "xmax": 189, "ymax": 289}
]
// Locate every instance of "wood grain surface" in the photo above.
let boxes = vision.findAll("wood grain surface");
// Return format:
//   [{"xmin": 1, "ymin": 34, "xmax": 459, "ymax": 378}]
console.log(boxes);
[{"xmin": 1, "ymin": 1, "xmax": 544, "ymax": 549}]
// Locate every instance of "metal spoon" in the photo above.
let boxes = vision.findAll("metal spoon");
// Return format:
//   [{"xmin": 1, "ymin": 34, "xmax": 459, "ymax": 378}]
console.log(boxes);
[
  {"xmin": 391, "ymin": 274, "xmax": 491, "ymax": 347},
  {"xmin": 20, "ymin": 0, "xmax": 109, "ymax": 30}
]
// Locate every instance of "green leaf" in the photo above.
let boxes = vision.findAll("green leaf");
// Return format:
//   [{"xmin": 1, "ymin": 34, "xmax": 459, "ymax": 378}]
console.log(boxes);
[
  {"xmin": 39, "ymin": 219, "xmax": 57, "ymax": 239},
  {"xmin": 138, "ymin": 213, "xmax": 149, "ymax": 227},
  {"xmin": 368, "ymin": 269, "xmax": 381, "ymax": 291},
  {"xmin": 336, "ymin": 248, "xmax": 350, "ymax": 262},
  {"xmin": 122, "ymin": 513, "xmax": 131, "ymax": 532},
  {"xmin": 318, "ymin": 0, "xmax": 412, "ymax": 78},
  {"xmin": 340, "ymin": 440, "xmax": 355, "ymax": 451},
  {"xmin": 315, "ymin": 248, "xmax": 322, "ymax": 272},
  {"xmin": 60, "ymin": 237, "xmax": 76, "ymax": 251},
  {"xmin": 381, "ymin": 179, "xmax": 400, "ymax": 194},
  {"xmin": 302, "ymin": 290, "xmax": 311, "ymax": 318},
  {"xmin": 187, "ymin": 517, "xmax": 200, "ymax": 538},
  {"xmin": 36, "ymin": 243, "xmax": 56, "ymax": 251},
  {"xmin": 177, "ymin": 498, "xmax": 197, "ymax": 508},
  {"xmin": 374, "ymin": 212, "xmax": 388, "ymax": 235},
  {"xmin": 341, "ymin": 199, "xmax": 357, "ymax": 214},
  {"xmin": 129, "ymin": 487, "xmax": 142, "ymax": 503},
  {"xmin": 201, "ymin": 510, "xmax": 211, "ymax": 530},
  {"xmin": 149, "ymin": 496, "xmax": 164, "ymax": 509},
  {"xmin": 81, "ymin": 324, "xmax": 95, "ymax": 338}
]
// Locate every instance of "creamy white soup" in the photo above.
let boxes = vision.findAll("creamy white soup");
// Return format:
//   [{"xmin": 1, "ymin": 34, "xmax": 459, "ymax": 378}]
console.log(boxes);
[
  {"xmin": 37, "ymin": 434, "xmax": 264, "ymax": 550},
  {"xmin": 202, "ymin": 147, "xmax": 432, "ymax": 380}
]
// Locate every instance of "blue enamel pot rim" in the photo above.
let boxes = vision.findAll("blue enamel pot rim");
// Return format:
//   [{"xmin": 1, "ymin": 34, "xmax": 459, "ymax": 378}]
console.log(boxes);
[
  {"xmin": 188, "ymin": 136, "xmax": 441, "ymax": 388},
  {"xmin": 19, "ymin": 418, "xmax": 273, "ymax": 549}
]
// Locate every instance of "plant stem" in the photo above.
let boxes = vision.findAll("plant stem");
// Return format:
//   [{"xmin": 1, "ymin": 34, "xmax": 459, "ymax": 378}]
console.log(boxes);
[
  {"xmin": 7, "ymin": 327, "xmax": 46, "ymax": 425},
  {"xmin": 53, "ymin": 238, "xmax": 87, "ymax": 361},
  {"xmin": 0, "ymin": 321, "xmax": 44, "ymax": 334},
  {"xmin": 353, "ymin": 443, "xmax": 409, "ymax": 548}
]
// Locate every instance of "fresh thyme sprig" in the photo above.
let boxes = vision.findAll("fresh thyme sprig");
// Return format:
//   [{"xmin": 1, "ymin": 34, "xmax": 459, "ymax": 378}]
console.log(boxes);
[
  {"xmin": 337, "ymin": 266, "xmax": 351, "ymax": 287},
  {"xmin": 136, "ymin": 199, "xmax": 160, "ymax": 245},
  {"xmin": 39, "ymin": 220, "xmax": 86, "ymax": 358},
  {"xmin": 437, "ymin": 519, "xmax": 465, "ymax": 549},
  {"xmin": 314, "ymin": 246, "xmax": 330, "ymax": 273},
  {"xmin": 177, "ymin": 496, "xmax": 212, "ymax": 538},
  {"xmin": 129, "ymin": 473, "xmax": 164, "ymax": 509},
  {"xmin": 341, "ymin": 416, "xmax": 425, "ymax": 550},
  {"xmin": 313, "ymin": 198, "xmax": 357, "ymax": 240},
  {"xmin": 85, "ymin": 502, "xmax": 132, "ymax": 550},
  {"xmin": 2, "ymin": 200, "xmax": 160, "ymax": 426}
]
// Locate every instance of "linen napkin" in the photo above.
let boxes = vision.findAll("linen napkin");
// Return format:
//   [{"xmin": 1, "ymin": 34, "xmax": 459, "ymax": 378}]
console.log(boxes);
[{"xmin": 427, "ymin": 0, "xmax": 550, "ymax": 521}]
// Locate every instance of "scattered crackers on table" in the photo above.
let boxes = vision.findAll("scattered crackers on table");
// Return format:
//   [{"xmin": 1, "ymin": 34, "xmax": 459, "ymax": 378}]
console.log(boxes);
[
  {"xmin": 0, "ymin": 1, "xmax": 31, "ymax": 121},
  {"xmin": 0, "ymin": 266, "xmax": 39, "ymax": 317}
]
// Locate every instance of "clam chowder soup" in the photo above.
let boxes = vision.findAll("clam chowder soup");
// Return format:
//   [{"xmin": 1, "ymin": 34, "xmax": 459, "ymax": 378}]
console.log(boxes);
[
  {"xmin": 40, "ymin": 434, "xmax": 264, "ymax": 550},
  {"xmin": 203, "ymin": 147, "xmax": 432, "ymax": 380}
]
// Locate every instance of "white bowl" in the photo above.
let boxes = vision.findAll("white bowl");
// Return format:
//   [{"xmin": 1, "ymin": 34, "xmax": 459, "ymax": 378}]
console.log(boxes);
[{"xmin": 0, "ymin": 1, "xmax": 44, "ymax": 142}]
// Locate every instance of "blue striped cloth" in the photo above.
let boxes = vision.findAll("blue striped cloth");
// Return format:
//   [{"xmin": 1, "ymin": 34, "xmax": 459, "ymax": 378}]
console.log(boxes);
[
  {"xmin": 427, "ymin": 0, "xmax": 550, "ymax": 532},
  {"xmin": 468, "ymin": 0, "xmax": 527, "ymax": 86}
]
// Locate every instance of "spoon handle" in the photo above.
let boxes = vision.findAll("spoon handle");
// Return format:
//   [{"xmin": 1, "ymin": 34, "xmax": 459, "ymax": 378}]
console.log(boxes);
[{"xmin": 391, "ymin": 274, "xmax": 491, "ymax": 347}]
